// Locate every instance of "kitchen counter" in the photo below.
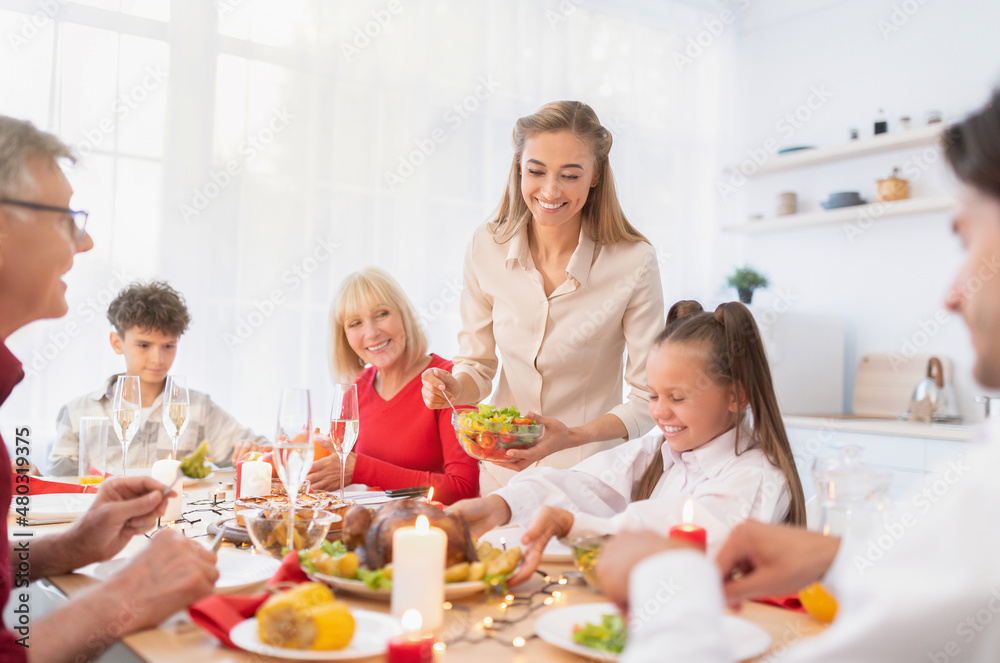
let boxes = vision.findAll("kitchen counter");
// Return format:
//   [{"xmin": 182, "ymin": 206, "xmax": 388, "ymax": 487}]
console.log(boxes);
[{"xmin": 784, "ymin": 415, "xmax": 977, "ymax": 442}]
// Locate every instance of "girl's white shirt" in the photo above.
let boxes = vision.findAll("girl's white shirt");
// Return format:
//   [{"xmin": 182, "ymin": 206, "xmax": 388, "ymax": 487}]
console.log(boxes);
[
  {"xmin": 494, "ymin": 425, "xmax": 791, "ymax": 557},
  {"xmin": 621, "ymin": 419, "xmax": 1000, "ymax": 663}
]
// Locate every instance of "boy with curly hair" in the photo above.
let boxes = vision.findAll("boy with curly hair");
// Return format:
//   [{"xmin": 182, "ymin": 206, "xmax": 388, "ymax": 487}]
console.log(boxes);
[{"xmin": 48, "ymin": 281, "xmax": 268, "ymax": 475}]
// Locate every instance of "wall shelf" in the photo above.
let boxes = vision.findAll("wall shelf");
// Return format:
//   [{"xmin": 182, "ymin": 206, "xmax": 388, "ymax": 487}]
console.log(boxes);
[
  {"xmin": 723, "ymin": 195, "xmax": 955, "ymax": 234},
  {"xmin": 727, "ymin": 124, "xmax": 945, "ymax": 177}
]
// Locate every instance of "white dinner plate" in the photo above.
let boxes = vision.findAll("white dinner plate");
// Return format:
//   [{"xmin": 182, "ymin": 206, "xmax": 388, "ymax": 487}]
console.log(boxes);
[
  {"xmin": 312, "ymin": 573, "xmax": 491, "ymax": 601},
  {"xmin": 92, "ymin": 547, "xmax": 280, "ymax": 594},
  {"xmin": 341, "ymin": 490, "xmax": 396, "ymax": 507},
  {"xmin": 18, "ymin": 493, "xmax": 98, "ymax": 522},
  {"xmin": 479, "ymin": 525, "xmax": 574, "ymax": 563},
  {"xmin": 229, "ymin": 609, "xmax": 402, "ymax": 660},
  {"xmin": 534, "ymin": 602, "xmax": 772, "ymax": 661}
]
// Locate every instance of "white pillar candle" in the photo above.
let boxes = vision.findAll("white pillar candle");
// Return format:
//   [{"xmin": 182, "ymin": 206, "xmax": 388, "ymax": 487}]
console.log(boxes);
[
  {"xmin": 239, "ymin": 461, "xmax": 272, "ymax": 499},
  {"xmin": 150, "ymin": 458, "xmax": 183, "ymax": 523},
  {"xmin": 391, "ymin": 515, "xmax": 446, "ymax": 633}
]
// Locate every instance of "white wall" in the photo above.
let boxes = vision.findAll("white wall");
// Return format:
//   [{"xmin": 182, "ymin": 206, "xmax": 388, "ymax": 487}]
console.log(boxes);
[
  {"xmin": 714, "ymin": 0, "xmax": 1000, "ymax": 420},
  {"xmin": 0, "ymin": 0, "xmax": 725, "ymax": 467}
]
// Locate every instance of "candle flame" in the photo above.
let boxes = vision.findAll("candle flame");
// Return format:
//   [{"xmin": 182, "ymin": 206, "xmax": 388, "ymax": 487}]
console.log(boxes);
[
  {"xmin": 682, "ymin": 498, "xmax": 694, "ymax": 525},
  {"xmin": 415, "ymin": 514, "xmax": 430, "ymax": 532},
  {"xmin": 401, "ymin": 609, "xmax": 422, "ymax": 635},
  {"xmin": 426, "ymin": 487, "xmax": 434, "ymax": 502},
  {"xmin": 167, "ymin": 453, "xmax": 173, "ymax": 461}
]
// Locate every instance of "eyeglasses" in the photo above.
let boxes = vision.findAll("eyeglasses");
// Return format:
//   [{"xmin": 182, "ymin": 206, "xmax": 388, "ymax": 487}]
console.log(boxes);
[{"xmin": 0, "ymin": 198, "xmax": 89, "ymax": 240}]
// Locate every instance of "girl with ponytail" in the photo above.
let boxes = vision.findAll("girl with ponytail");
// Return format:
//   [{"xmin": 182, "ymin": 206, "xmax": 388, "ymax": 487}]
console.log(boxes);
[{"xmin": 451, "ymin": 300, "xmax": 805, "ymax": 584}]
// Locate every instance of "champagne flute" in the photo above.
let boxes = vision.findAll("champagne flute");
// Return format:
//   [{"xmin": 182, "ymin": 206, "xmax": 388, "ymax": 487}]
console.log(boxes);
[
  {"xmin": 329, "ymin": 384, "xmax": 359, "ymax": 503},
  {"xmin": 112, "ymin": 375, "xmax": 142, "ymax": 476},
  {"xmin": 162, "ymin": 375, "xmax": 189, "ymax": 459},
  {"xmin": 274, "ymin": 388, "xmax": 313, "ymax": 552}
]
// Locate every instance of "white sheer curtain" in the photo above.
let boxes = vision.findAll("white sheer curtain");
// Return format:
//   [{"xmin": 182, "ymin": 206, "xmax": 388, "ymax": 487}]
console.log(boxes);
[{"xmin": 0, "ymin": 0, "xmax": 728, "ymax": 469}]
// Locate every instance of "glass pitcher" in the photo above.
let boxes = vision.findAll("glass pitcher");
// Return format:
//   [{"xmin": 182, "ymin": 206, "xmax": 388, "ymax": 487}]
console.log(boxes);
[
  {"xmin": 812, "ymin": 445, "xmax": 893, "ymax": 539},
  {"xmin": 800, "ymin": 446, "xmax": 892, "ymax": 623}
]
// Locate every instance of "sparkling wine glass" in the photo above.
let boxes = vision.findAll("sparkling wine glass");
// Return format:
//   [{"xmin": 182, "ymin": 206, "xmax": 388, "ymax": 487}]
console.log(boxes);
[
  {"xmin": 329, "ymin": 384, "xmax": 359, "ymax": 503},
  {"xmin": 112, "ymin": 375, "xmax": 142, "ymax": 476},
  {"xmin": 162, "ymin": 375, "xmax": 189, "ymax": 459},
  {"xmin": 274, "ymin": 388, "xmax": 313, "ymax": 552}
]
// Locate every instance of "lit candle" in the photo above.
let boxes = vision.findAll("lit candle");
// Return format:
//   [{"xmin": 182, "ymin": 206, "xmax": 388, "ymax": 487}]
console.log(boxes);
[
  {"xmin": 424, "ymin": 487, "xmax": 445, "ymax": 510},
  {"xmin": 238, "ymin": 460, "xmax": 272, "ymax": 499},
  {"xmin": 391, "ymin": 515, "xmax": 446, "ymax": 632},
  {"xmin": 150, "ymin": 457, "xmax": 183, "ymax": 523},
  {"xmin": 669, "ymin": 498, "xmax": 707, "ymax": 552},
  {"xmin": 386, "ymin": 609, "xmax": 434, "ymax": 663}
]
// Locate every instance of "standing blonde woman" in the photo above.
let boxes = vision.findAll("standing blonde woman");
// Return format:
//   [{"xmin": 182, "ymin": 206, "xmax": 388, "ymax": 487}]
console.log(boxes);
[
  {"xmin": 422, "ymin": 101, "xmax": 664, "ymax": 492},
  {"xmin": 307, "ymin": 267, "xmax": 479, "ymax": 504}
]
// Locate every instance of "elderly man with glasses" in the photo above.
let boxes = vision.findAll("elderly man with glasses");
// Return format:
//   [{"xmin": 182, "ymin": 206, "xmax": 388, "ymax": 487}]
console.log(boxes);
[{"xmin": 0, "ymin": 116, "xmax": 219, "ymax": 662}]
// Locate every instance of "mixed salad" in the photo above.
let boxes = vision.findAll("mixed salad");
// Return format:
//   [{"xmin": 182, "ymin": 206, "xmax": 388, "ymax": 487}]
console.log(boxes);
[
  {"xmin": 572, "ymin": 613, "xmax": 627, "ymax": 654},
  {"xmin": 454, "ymin": 405, "xmax": 541, "ymax": 461}
]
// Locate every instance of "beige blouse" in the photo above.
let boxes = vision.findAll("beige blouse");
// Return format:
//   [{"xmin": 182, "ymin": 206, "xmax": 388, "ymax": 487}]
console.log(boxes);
[{"xmin": 453, "ymin": 222, "xmax": 665, "ymax": 490}]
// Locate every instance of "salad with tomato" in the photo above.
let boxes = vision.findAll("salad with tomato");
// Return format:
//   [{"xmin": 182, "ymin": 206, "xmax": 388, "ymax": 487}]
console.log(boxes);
[{"xmin": 453, "ymin": 405, "xmax": 543, "ymax": 462}]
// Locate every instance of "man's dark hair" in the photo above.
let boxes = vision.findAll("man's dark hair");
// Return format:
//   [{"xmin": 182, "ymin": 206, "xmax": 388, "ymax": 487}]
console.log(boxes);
[
  {"xmin": 944, "ymin": 90, "xmax": 1000, "ymax": 199},
  {"xmin": 107, "ymin": 281, "xmax": 191, "ymax": 337}
]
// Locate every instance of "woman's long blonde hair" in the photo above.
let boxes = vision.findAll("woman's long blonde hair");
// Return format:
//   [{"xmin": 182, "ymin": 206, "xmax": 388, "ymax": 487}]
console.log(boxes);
[
  {"xmin": 487, "ymin": 100, "xmax": 649, "ymax": 245},
  {"xmin": 631, "ymin": 301, "xmax": 807, "ymax": 527},
  {"xmin": 329, "ymin": 267, "xmax": 428, "ymax": 383}
]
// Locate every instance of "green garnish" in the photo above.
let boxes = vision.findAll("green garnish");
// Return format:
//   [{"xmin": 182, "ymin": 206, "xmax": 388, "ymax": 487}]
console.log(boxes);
[
  {"xmin": 298, "ymin": 550, "xmax": 316, "ymax": 574},
  {"xmin": 572, "ymin": 613, "xmax": 627, "ymax": 654},
  {"xmin": 320, "ymin": 540, "xmax": 347, "ymax": 557},
  {"xmin": 356, "ymin": 568, "xmax": 391, "ymax": 591}
]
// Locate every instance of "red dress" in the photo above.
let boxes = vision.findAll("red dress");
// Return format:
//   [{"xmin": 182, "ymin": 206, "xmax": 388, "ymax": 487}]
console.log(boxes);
[
  {"xmin": 1, "ymin": 342, "xmax": 28, "ymax": 662},
  {"xmin": 350, "ymin": 354, "xmax": 479, "ymax": 504}
]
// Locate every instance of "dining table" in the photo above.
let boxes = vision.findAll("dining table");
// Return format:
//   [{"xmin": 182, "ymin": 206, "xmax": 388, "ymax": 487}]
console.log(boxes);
[{"xmin": 13, "ymin": 470, "xmax": 827, "ymax": 662}]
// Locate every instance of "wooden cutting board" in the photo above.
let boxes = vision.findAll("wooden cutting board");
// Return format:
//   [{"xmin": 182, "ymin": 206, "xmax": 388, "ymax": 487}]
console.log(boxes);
[{"xmin": 852, "ymin": 353, "xmax": 955, "ymax": 418}]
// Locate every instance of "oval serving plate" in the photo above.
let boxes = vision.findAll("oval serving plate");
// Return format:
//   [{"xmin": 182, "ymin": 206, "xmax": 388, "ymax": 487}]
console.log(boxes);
[{"xmin": 311, "ymin": 572, "xmax": 491, "ymax": 600}]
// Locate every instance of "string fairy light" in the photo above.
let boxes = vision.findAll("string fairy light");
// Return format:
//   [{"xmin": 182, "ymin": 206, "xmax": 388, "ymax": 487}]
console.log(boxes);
[{"xmin": 436, "ymin": 570, "xmax": 575, "ymax": 649}]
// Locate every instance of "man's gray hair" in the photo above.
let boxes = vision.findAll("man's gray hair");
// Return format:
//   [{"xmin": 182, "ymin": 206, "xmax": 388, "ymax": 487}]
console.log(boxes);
[{"xmin": 0, "ymin": 115, "xmax": 75, "ymax": 200}]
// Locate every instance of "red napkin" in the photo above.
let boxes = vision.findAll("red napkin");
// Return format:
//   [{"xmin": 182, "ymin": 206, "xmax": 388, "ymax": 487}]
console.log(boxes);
[
  {"xmin": 15, "ymin": 474, "xmax": 89, "ymax": 495},
  {"xmin": 752, "ymin": 594, "xmax": 806, "ymax": 613},
  {"xmin": 189, "ymin": 551, "xmax": 310, "ymax": 649}
]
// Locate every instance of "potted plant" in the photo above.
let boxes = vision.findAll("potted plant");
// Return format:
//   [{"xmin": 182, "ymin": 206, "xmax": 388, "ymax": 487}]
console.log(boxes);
[{"xmin": 726, "ymin": 266, "xmax": 769, "ymax": 304}]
